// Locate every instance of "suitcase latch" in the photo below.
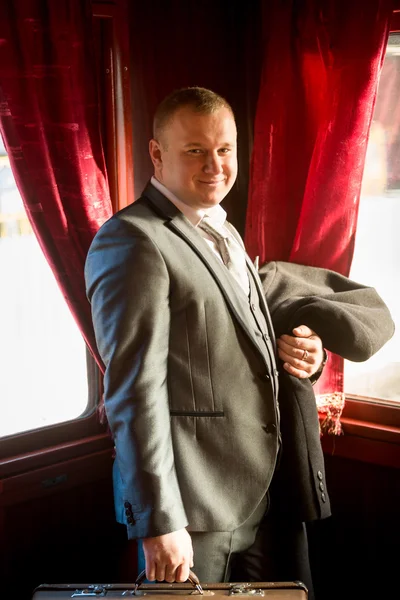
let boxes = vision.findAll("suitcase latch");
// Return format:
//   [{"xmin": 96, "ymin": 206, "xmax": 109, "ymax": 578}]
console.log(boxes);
[
  {"xmin": 229, "ymin": 584, "xmax": 264, "ymax": 596},
  {"xmin": 71, "ymin": 586, "xmax": 107, "ymax": 597}
]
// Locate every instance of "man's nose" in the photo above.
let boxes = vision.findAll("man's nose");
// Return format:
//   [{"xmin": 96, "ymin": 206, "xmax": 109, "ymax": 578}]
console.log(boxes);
[{"xmin": 203, "ymin": 153, "xmax": 223, "ymax": 174}]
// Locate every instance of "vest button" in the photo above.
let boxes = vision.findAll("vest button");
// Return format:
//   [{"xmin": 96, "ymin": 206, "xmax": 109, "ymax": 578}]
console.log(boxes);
[
  {"xmin": 263, "ymin": 333, "xmax": 270, "ymax": 342},
  {"xmin": 251, "ymin": 303, "xmax": 256, "ymax": 312},
  {"xmin": 264, "ymin": 423, "xmax": 277, "ymax": 434},
  {"xmin": 258, "ymin": 372, "xmax": 271, "ymax": 382}
]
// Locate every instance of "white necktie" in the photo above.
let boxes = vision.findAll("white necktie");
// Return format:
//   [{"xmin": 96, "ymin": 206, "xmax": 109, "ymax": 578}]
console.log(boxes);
[{"xmin": 198, "ymin": 216, "xmax": 249, "ymax": 296}]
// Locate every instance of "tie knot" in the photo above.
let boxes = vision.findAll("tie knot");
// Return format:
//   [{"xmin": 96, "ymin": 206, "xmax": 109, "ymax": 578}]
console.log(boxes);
[
  {"xmin": 198, "ymin": 215, "xmax": 249, "ymax": 295},
  {"xmin": 199, "ymin": 216, "xmax": 228, "ymax": 240}
]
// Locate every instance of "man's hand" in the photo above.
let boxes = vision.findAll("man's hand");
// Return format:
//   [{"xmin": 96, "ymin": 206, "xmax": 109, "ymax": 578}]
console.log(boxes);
[
  {"xmin": 277, "ymin": 325, "xmax": 324, "ymax": 379},
  {"xmin": 142, "ymin": 528, "xmax": 194, "ymax": 583}
]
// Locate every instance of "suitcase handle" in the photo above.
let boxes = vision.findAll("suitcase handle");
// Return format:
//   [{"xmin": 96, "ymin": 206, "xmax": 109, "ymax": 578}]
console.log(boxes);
[{"xmin": 133, "ymin": 569, "xmax": 204, "ymax": 595}]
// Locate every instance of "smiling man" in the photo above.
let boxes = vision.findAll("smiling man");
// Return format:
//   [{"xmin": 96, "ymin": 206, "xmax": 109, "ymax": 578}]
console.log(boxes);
[
  {"xmin": 85, "ymin": 87, "xmax": 324, "ymax": 595},
  {"xmin": 149, "ymin": 101, "xmax": 237, "ymax": 209}
]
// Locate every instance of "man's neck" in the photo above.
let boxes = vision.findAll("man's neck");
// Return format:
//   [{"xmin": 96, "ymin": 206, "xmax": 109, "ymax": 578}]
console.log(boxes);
[{"xmin": 150, "ymin": 176, "xmax": 226, "ymax": 227}]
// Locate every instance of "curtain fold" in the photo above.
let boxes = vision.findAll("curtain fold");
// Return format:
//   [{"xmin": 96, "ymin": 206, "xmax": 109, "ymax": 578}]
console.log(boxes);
[
  {"xmin": 245, "ymin": 0, "xmax": 393, "ymax": 402},
  {"xmin": 0, "ymin": 0, "xmax": 112, "ymax": 369}
]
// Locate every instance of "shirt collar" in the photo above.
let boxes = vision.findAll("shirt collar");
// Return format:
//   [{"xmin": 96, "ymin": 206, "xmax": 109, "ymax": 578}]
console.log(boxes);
[{"xmin": 151, "ymin": 176, "xmax": 227, "ymax": 228}]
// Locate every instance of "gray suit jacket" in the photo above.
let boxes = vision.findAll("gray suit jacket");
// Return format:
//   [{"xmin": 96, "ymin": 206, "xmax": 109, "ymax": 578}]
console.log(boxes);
[{"xmin": 85, "ymin": 183, "xmax": 280, "ymax": 539}]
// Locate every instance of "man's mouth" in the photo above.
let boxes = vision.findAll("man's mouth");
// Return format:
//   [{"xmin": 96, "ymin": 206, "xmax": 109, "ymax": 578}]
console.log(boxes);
[{"xmin": 198, "ymin": 180, "xmax": 225, "ymax": 185}]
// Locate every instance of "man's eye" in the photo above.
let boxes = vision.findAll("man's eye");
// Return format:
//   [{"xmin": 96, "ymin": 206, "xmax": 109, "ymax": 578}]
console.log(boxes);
[
  {"xmin": 187, "ymin": 149, "xmax": 203, "ymax": 154},
  {"xmin": 219, "ymin": 148, "xmax": 230, "ymax": 154}
]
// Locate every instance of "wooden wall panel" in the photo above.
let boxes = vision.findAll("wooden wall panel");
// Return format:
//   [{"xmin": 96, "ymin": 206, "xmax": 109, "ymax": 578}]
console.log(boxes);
[
  {"xmin": 0, "ymin": 450, "xmax": 128, "ymax": 599},
  {"xmin": 309, "ymin": 454, "xmax": 400, "ymax": 598}
]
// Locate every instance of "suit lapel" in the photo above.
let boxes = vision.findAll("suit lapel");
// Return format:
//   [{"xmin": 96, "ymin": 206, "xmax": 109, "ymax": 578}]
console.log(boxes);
[{"xmin": 143, "ymin": 184, "xmax": 268, "ymax": 360}]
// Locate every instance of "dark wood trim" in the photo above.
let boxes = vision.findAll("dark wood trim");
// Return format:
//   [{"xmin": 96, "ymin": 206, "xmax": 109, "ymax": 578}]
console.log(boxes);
[
  {"xmin": 113, "ymin": 0, "xmax": 134, "ymax": 211},
  {"xmin": 322, "ymin": 432, "xmax": 400, "ymax": 469},
  {"xmin": 0, "ymin": 411, "xmax": 106, "ymax": 463},
  {"xmin": 99, "ymin": 12, "xmax": 119, "ymax": 213},
  {"xmin": 0, "ymin": 432, "xmax": 112, "ymax": 479},
  {"xmin": 391, "ymin": 10, "xmax": 400, "ymax": 32},
  {"xmin": 93, "ymin": 0, "xmax": 134, "ymax": 213},
  {"xmin": 339, "ymin": 417, "xmax": 400, "ymax": 444},
  {"xmin": 342, "ymin": 396, "xmax": 400, "ymax": 427},
  {"xmin": 0, "ymin": 448, "xmax": 113, "ymax": 507}
]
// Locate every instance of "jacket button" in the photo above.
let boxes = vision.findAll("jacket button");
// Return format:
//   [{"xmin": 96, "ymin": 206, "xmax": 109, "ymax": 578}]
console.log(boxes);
[
  {"xmin": 124, "ymin": 501, "xmax": 131, "ymax": 508},
  {"xmin": 127, "ymin": 516, "xmax": 135, "ymax": 525},
  {"xmin": 125, "ymin": 508, "xmax": 132, "ymax": 516},
  {"xmin": 321, "ymin": 493, "xmax": 326, "ymax": 503},
  {"xmin": 251, "ymin": 303, "xmax": 256, "ymax": 312},
  {"xmin": 319, "ymin": 482, "xmax": 325, "ymax": 492},
  {"xmin": 263, "ymin": 333, "xmax": 269, "ymax": 342},
  {"xmin": 317, "ymin": 471, "xmax": 323, "ymax": 480}
]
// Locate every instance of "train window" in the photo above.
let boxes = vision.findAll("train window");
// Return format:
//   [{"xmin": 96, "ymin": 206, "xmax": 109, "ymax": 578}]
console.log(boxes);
[
  {"xmin": 0, "ymin": 137, "xmax": 90, "ymax": 438},
  {"xmin": 344, "ymin": 32, "xmax": 400, "ymax": 403}
]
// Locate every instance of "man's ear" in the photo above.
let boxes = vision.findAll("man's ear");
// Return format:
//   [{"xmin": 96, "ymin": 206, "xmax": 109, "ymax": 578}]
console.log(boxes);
[{"xmin": 149, "ymin": 139, "xmax": 163, "ymax": 170}]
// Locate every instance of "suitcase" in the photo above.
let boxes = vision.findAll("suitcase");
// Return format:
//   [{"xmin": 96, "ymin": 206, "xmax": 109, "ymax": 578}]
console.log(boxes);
[{"xmin": 32, "ymin": 569, "xmax": 308, "ymax": 599}]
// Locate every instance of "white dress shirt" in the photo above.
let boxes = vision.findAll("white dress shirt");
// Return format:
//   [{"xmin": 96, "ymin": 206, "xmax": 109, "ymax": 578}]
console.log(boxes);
[{"xmin": 151, "ymin": 176, "xmax": 249, "ymax": 295}]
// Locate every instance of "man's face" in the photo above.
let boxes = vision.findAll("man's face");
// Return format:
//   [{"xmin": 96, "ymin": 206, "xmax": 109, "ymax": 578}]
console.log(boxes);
[{"xmin": 149, "ymin": 106, "xmax": 238, "ymax": 210}]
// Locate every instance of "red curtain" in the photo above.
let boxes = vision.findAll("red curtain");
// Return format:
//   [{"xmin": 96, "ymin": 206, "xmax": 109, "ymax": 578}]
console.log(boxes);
[
  {"xmin": 245, "ymin": 0, "xmax": 393, "ymax": 397},
  {"xmin": 0, "ymin": 0, "xmax": 112, "ymax": 368}
]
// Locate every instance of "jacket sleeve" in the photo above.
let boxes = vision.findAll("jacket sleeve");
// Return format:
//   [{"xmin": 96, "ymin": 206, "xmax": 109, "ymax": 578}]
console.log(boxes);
[
  {"xmin": 259, "ymin": 261, "xmax": 395, "ymax": 361},
  {"xmin": 85, "ymin": 216, "xmax": 188, "ymax": 539}
]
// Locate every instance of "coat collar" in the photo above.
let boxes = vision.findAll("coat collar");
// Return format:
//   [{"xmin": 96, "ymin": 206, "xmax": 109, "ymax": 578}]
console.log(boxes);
[{"xmin": 142, "ymin": 182, "xmax": 275, "ymax": 363}]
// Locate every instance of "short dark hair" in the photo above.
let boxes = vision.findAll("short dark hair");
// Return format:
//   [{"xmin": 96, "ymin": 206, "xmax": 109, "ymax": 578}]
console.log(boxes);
[{"xmin": 153, "ymin": 87, "xmax": 234, "ymax": 141}]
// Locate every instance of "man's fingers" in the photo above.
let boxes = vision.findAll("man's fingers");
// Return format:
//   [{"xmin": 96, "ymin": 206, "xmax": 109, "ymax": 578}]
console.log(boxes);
[
  {"xmin": 278, "ymin": 347, "xmax": 315, "ymax": 371},
  {"xmin": 155, "ymin": 563, "xmax": 166, "ymax": 582},
  {"xmin": 278, "ymin": 325, "xmax": 324, "ymax": 380},
  {"xmin": 146, "ymin": 561, "xmax": 156, "ymax": 582},
  {"xmin": 292, "ymin": 325, "xmax": 315, "ymax": 338},
  {"xmin": 143, "ymin": 529, "xmax": 193, "ymax": 583},
  {"xmin": 282, "ymin": 361, "xmax": 309, "ymax": 379},
  {"xmin": 277, "ymin": 337, "xmax": 316, "ymax": 362},
  {"xmin": 164, "ymin": 563, "xmax": 177, "ymax": 583},
  {"xmin": 175, "ymin": 562, "xmax": 190, "ymax": 583},
  {"xmin": 278, "ymin": 334, "xmax": 315, "ymax": 351},
  {"xmin": 142, "ymin": 530, "xmax": 193, "ymax": 583}
]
